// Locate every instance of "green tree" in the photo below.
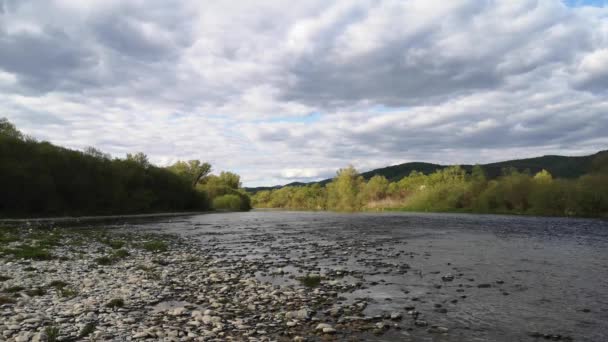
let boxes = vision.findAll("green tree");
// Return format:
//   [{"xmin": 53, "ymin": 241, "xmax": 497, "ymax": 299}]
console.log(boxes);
[
  {"xmin": 0, "ymin": 117, "xmax": 23, "ymax": 140},
  {"xmin": 218, "ymin": 171, "xmax": 241, "ymax": 189},
  {"xmin": 126, "ymin": 152, "xmax": 150, "ymax": 168},
  {"xmin": 168, "ymin": 160, "xmax": 212, "ymax": 187},
  {"xmin": 533, "ymin": 169, "xmax": 553, "ymax": 184},
  {"xmin": 326, "ymin": 166, "xmax": 364, "ymax": 211},
  {"xmin": 363, "ymin": 175, "xmax": 389, "ymax": 202}
]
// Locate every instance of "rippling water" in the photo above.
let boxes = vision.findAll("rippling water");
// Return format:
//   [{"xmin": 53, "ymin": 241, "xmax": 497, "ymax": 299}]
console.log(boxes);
[{"xmin": 102, "ymin": 210, "xmax": 608, "ymax": 341}]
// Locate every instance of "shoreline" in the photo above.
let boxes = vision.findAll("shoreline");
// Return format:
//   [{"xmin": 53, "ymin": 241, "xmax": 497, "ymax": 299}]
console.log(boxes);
[{"xmin": 0, "ymin": 225, "xmax": 400, "ymax": 341}]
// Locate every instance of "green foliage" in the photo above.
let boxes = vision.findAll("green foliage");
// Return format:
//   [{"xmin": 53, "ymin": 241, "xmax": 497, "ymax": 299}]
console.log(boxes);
[
  {"xmin": 45, "ymin": 326, "xmax": 60, "ymax": 342},
  {"xmin": 0, "ymin": 117, "xmax": 23, "ymax": 140},
  {"xmin": 299, "ymin": 274, "xmax": 321, "ymax": 288},
  {"xmin": 252, "ymin": 162, "xmax": 608, "ymax": 217},
  {"xmin": 167, "ymin": 160, "xmax": 212, "ymax": 187},
  {"xmin": 112, "ymin": 249, "xmax": 130, "ymax": 259},
  {"xmin": 0, "ymin": 119, "xmax": 210, "ymax": 217},
  {"xmin": 95, "ymin": 256, "xmax": 114, "ymax": 265},
  {"xmin": 103, "ymin": 239, "xmax": 125, "ymax": 249},
  {"xmin": 212, "ymin": 194, "xmax": 240, "ymax": 210},
  {"xmin": 142, "ymin": 240, "xmax": 168, "ymax": 252},
  {"xmin": 196, "ymin": 170, "xmax": 251, "ymax": 211},
  {"xmin": 362, "ymin": 175, "xmax": 389, "ymax": 202},
  {"xmin": 3, "ymin": 245, "xmax": 53, "ymax": 260},
  {"xmin": 59, "ymin": 287, "xmax": 78, "ymax": 298},
  {"xmin": 326, "ymin": 166, "xmax": 365, "ymax": 211},
  {"xmin": 79, "ymin": 323, "xmax": 96, "ymax": 338}
]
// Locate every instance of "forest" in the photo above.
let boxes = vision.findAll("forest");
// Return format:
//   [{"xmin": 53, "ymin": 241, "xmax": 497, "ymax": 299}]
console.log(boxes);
[
  {"xmin": 0, "ymin": 118, "xmax": 250, "ymax": 217},
  {"xmin": 252, "ymin": 155, "xmax": 608, "ymax": 217}
]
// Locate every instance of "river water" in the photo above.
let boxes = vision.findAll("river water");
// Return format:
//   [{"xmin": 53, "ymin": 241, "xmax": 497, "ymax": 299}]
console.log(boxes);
[{"xmin": 101, "ymin": 210, "xmax": 607, "ymax": 341}]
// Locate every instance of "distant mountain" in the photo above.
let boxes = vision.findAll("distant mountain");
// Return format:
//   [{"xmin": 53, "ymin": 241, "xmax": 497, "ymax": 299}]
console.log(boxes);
[{"xmin": 245, "ymin": 150, "xmax": 607, "ymax": 193}]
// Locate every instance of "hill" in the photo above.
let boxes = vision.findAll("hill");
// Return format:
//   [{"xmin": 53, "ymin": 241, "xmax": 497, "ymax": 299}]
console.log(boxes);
[{"xmin": 246, "ymin": 150, "xmax": 606, "ymax": 193}]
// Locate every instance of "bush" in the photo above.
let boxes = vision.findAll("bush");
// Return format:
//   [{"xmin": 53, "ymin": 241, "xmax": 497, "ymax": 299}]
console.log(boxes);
[{"xmin": 212, "ymin": 194, "xmax": 246, "ymax": 211}]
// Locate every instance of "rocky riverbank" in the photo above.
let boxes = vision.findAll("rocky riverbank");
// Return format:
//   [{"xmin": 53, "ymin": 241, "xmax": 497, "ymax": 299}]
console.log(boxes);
[{"xmin": 0, "ymin": 226, "xmax": 444, "ymax": 341}]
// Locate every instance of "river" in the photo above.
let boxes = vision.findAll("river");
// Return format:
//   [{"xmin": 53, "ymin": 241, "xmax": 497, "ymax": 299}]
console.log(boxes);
[{"xmin": 92, "ymin": 210, "xmax": 608, "ymax": 341}]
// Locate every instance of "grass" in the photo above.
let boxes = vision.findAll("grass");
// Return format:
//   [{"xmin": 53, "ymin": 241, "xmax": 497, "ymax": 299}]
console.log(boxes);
[
  {"xmin": 0, "ymin": 275, "xmax": 11, "ymax": 282},
  {"xmin": 142, "ymin": 240, "xmax": 168, "ymax": 252},
  {"xmin": 46, "ymin": 326, "xmax": 60, "ymax": 342},
  {"xmin": 3, "ymin": 244, "xmax": 53, "ymax": 260},
  {"xmin": 79, "ymin": 322, "xmax": 96, "ymax": 338},
  {"xmin": 0, "ymin": 227, "xmax": 19, "ymax": 244},
  {"xmin": 59, "ymin": 287, "xmax": 78, "ymax": 298},
  {"xmin": 103, "ymin": 239, "xmax": 125, "ymax": 249},
  {"xmin": 112, "ymin": 249, "xmax": 130, "ymax": 259},
  {"xmin": 0, "ymin": 295, "xmax": 16, "ymax": 304},
  {"xmin": 105, "ymin": 298, "xmax": 125, "ymax": 308},
  {"xmin": 299, "ymin": 274, "xmax": 322, "ymax": 288},
  {"xmin": 95, "ymin": 256, "xmax": 114, "ymax": 265},
  {"xmin": 23, "ymin": 266, "xmax": 37, "ymax": 272}
]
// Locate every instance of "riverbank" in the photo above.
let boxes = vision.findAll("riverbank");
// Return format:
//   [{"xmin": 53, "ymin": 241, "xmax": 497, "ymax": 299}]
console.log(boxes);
[{"xmin": 0, "ymin": 225, "xmax": 416, "ymax": 341}]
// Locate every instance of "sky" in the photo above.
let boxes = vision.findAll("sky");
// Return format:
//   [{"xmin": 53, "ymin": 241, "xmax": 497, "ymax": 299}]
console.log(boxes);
[{"xmin": 1, "ymin": 0, "xmax": 607, "ymax": 187}]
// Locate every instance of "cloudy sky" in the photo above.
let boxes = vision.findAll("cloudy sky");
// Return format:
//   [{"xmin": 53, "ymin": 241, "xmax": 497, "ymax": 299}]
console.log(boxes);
[{"xmin": 1, "ymin": 0, "xmax": 607, "ymax": 186}]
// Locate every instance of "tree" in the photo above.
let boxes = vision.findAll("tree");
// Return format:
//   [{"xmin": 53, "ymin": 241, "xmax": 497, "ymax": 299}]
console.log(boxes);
[
  {"xmin": 84, "ymin": 146, "xmax": 111, "ymax": 160},
  {"xmin": 363, "ymin": 175, "xmax": 389, "ymax": 202},
  {"xmin": 533, "ymin": 169, "xmax": 553, "ymax": 184},
  {"xmin": 168, "ymin": 160, "xmax": 212, "ymax": 187},
  {"xmin": 591, "ymin": 153, "xmax": 608, "ymax": 174},
  {"xmin": 218, "ymin": 171, "xmax": 241, "ymax": 189},
  {"xmin": 326, "ymin": 166, "xmax": 364, "ymax": 211},
  {"xmin": 471, "ymin": 165, "xmax": 486, "ymax": 183},
  {"xmin": 0, "ymin": 117, "xmax": 23, "ymax": 140},
  {"xmin": 126, "ymin": 152, "xmax": 150, "ymax": 168}
]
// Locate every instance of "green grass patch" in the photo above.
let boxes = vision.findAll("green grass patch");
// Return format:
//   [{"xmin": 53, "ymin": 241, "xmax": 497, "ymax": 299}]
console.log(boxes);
[
  {"xmin": 95, "ymin": 256, "xmax": 114, "ymax": 265},
  {"xmin": 79, "ymin": 322, "xmax": 96, "ymax": 338},
  {"xmin": 298, "ymin": 275, "xmax": 321, "ymax": 288},
  {"xmin": 105, "ymin": 298, "xmax": 125, "ymax": 308},
  {"xmin": 104, "ymin": 239, "xmax": 125, "ymax": 249},
  {"xmin": 59, "ymin": 287, "xmax": 78, "ymax": 298},
  {"xmin": 142, "ymin": 240, "xmax": 168, "ymax": 253},
  {"xmin": 46, "ymin": 326, "xmax": 60, "ymax": 342},
  {"xmin": 112, "ymin": 249, "xmax": 130, "ymax": 259},
  {"xmin": 0, "ymin": 227, "xmax": 20, "ymax": 244},
  {"xmin": 3, "ymin": 245, "xmax": 53, "ymax": 260}
]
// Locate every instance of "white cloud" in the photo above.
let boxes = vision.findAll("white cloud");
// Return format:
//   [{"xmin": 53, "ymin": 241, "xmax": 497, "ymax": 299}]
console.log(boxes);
[{"xmin": 0, "ymin": 0, "xmax": 607, "ymax": 186}]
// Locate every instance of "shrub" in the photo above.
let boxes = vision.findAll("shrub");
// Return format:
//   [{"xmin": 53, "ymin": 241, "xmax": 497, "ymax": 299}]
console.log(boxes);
[{"xmin": 212, "ymin": 194, "xmax": 244, "ymax": 211}]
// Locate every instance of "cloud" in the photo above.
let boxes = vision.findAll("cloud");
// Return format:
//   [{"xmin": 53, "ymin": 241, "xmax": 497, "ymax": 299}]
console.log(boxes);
[{"xmin": 0, "ymin": 0, "xmax": 607, "ymax": 186}]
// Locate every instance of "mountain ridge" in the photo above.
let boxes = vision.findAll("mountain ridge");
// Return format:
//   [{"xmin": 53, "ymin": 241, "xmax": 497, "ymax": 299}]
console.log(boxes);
[{"xmin": 245, "ymin": 150, "xmax": 607, "ymax": 193}]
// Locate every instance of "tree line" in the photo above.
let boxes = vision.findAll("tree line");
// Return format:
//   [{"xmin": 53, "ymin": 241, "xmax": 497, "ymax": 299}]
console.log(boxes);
[
  {"xmin": 0, "ymin": 118, "xmax": 250, "ymax": 217},
  {"xmin": 252, "ymin": 156, "xmax": 608, "ymax": 217}
]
